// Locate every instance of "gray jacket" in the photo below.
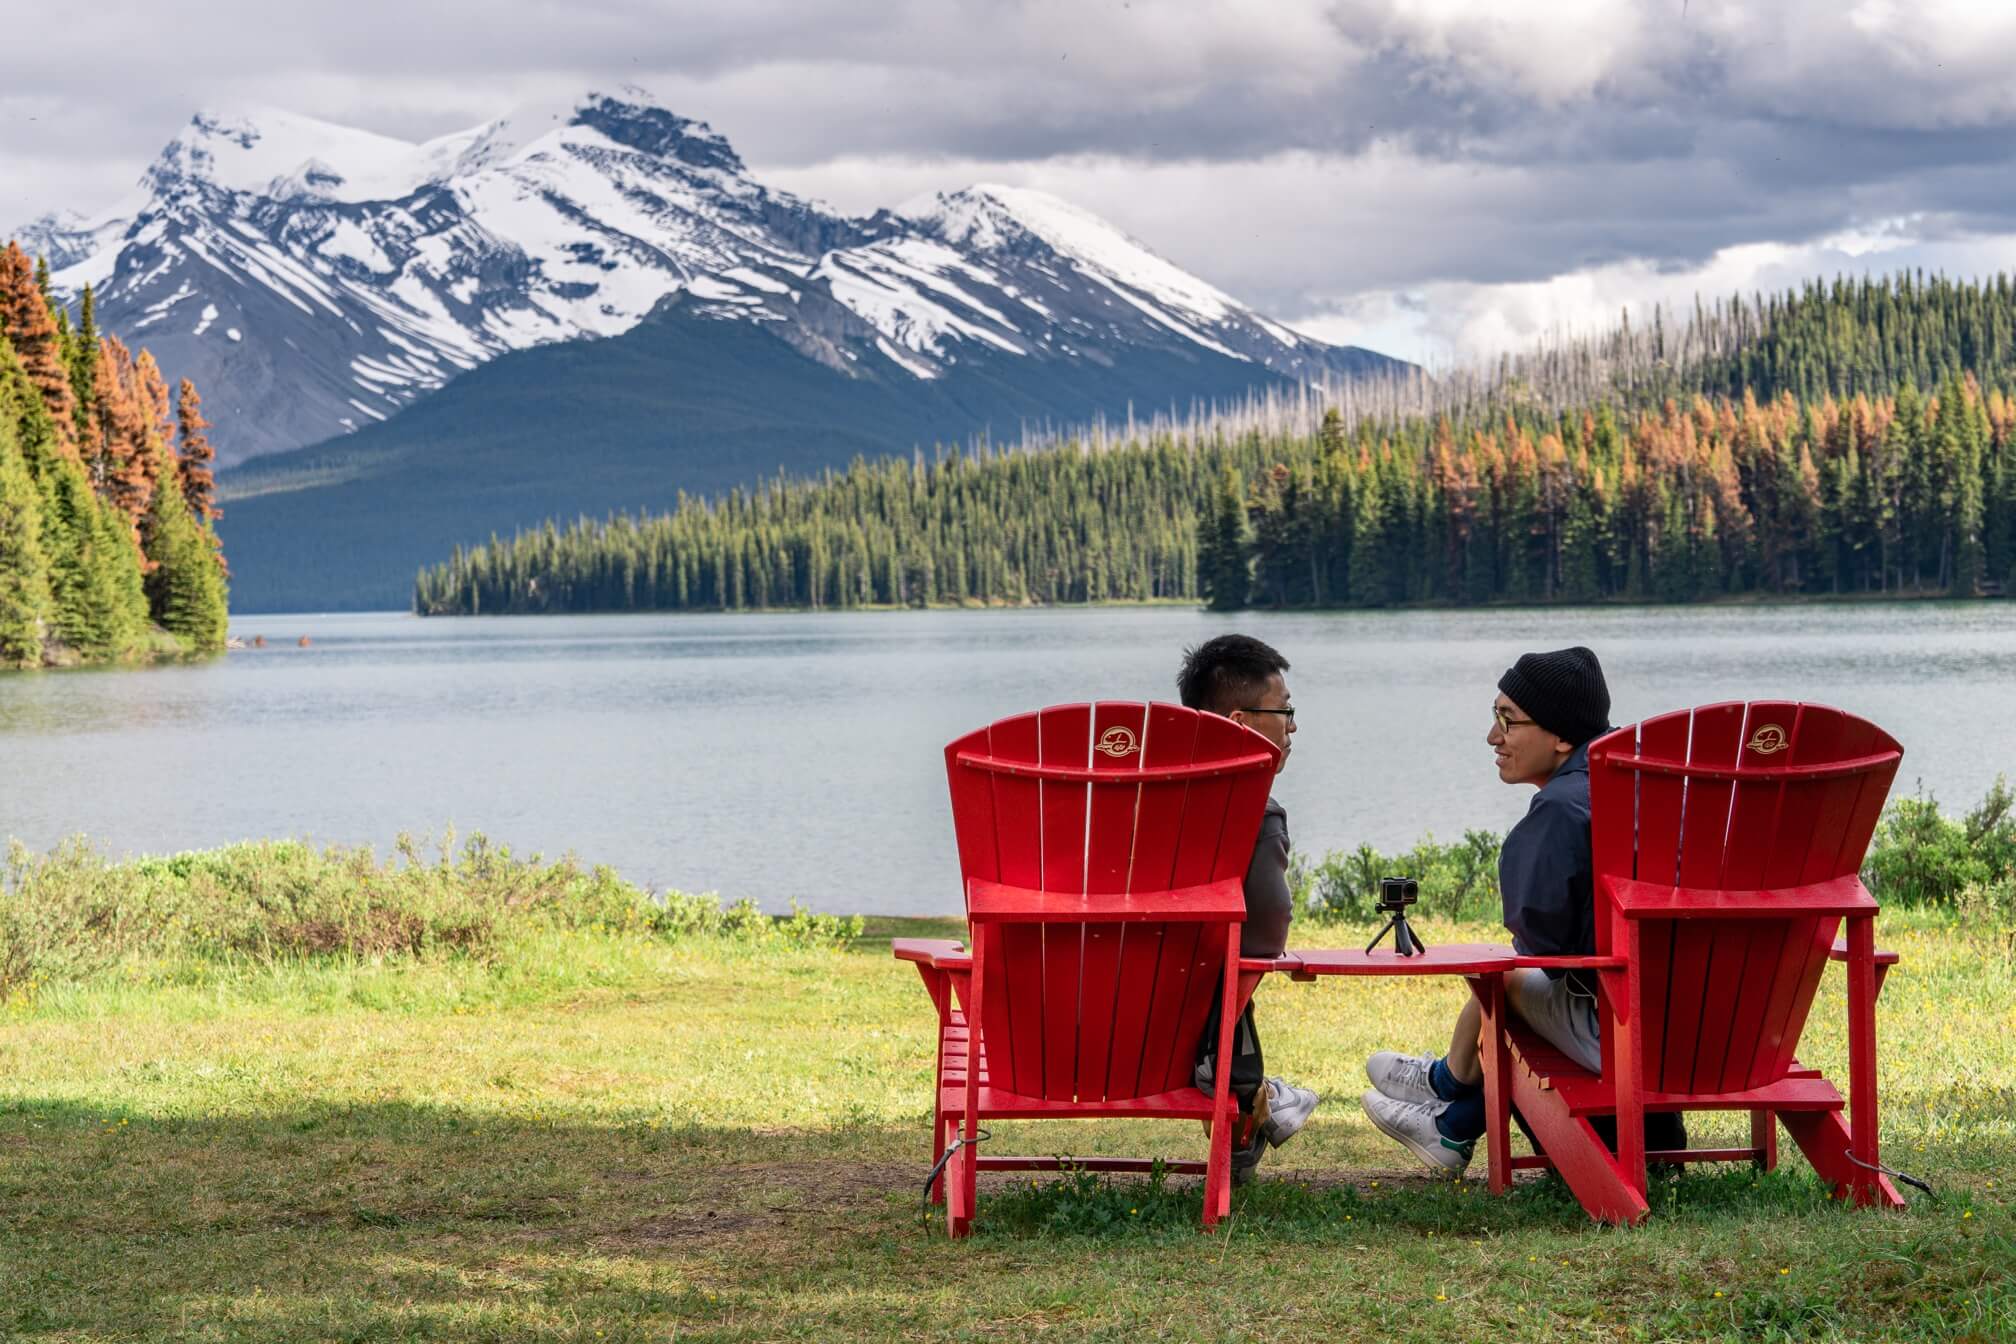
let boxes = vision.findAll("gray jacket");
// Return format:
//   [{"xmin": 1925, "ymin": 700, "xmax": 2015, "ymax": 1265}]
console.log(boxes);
[
  {"xmin": 1241, "ymin": 797, "xmax": 1293, "ymax": 958},
  {"xmin": 1500, "ymin": 740, "xmax": 1598, "ymax": 995}
]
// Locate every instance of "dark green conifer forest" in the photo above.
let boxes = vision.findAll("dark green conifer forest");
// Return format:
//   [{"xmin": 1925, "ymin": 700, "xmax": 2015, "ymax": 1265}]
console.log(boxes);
[{"xmin": 416, "ymin": 272, "xmax": 2016, "ymax": 616}]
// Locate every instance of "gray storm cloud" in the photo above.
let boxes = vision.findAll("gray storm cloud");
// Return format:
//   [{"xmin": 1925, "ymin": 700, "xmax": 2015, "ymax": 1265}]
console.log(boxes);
[{"xmin": 7, "ymin": 0, "xmax": 2016, "ymax": 356}]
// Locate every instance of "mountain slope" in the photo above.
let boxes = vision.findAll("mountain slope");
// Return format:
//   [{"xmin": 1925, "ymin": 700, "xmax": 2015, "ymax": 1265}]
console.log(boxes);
[
  {"xmin": 218, "ymin": 295, "xmax": 1364, "ymax": 611},
  {"xmin": 17, "ymin": 88, "xmax": 1406, "ymax": 610},
  {"xmin": 18, "ymin": 89, "xmax": 1391, "ymax": 466}
]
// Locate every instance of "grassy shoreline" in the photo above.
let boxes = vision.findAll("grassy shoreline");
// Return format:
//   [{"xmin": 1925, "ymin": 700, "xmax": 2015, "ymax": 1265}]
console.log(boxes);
[{"xmin": 2, "ymin": 836, "xmax": 2011, "ymax": 1341}]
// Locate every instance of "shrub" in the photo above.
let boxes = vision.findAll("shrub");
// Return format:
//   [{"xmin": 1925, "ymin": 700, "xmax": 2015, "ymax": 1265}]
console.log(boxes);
[
  {"xmin": 1863, "ymin": 775, "xmax": 2016, "ymax": 908},
  {"xmin": 0, "ymin": 832, "xmax": 859, "ymax": 999},
  {"xmin": 1301, "ymin": 829, "xmax": 1502, "ymax": 923}
]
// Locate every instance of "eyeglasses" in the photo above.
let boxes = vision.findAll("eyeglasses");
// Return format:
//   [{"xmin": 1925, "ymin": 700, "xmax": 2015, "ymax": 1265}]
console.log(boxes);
[
  {"xmin": 1491, "ymin": 706, "xmax": 1538, "ymax": 733},
  {"xmin": 1241, "ymin": 706, "xmax": 1295, "ymax": 722}
]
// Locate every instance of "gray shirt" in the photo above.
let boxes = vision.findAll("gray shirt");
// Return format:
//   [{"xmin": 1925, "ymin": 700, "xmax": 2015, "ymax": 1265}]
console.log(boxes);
[{"xmin": 1241, "ymin": 796, "xmax": 1293, "ymax": 957}]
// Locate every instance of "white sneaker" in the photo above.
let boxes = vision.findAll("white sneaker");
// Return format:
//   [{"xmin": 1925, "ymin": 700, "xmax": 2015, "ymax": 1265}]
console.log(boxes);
[
  {"xmin": 1366, "ymin": 1051, "xmax": 1442, "ymax": 1106},
  {"xmin": 1259, "ymin": 1077, "xmax": 1319, "ymax": 1148},
  {"xmin": 1359, "ymin": 1089, "xmax": 1474, "ymax": 1175}
]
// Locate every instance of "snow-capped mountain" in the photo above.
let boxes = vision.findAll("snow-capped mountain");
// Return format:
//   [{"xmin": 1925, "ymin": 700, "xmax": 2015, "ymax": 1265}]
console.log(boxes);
[{"xmin": 14, "ymin": 87, "xmax": 1391, "ymax": 466}]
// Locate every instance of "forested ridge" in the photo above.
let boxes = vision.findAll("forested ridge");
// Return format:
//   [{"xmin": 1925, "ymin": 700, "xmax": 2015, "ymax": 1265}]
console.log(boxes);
[
  {"xmin": 0, "ymin": 242, "xmax": 228, "ymax": 666},
  {"xmin": 406, "ymin": 270, "xmax": 2016, "ymax": 615}
]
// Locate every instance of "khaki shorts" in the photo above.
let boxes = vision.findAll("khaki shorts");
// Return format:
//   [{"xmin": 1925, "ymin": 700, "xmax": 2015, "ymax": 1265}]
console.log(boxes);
[{"xmin": 1505, "ymin": 966, "xmax": 1603, "ymax": 1074}]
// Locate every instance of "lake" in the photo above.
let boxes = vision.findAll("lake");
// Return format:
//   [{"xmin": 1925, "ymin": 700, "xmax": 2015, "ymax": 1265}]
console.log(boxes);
[{"xmin": 2, "ymin": 603, "xmax": 2011, "ymax": 915}]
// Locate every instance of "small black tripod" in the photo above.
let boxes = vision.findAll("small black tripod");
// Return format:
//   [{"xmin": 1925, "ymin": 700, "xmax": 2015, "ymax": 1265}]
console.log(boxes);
[{"xmin": 1364, "ymin": 876, "xmax": 1427, "ymax": 956}]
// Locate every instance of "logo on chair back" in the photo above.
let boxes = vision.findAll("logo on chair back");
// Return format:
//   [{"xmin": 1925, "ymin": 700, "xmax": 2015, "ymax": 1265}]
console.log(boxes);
[
  {"xmin": 1096, "ymin": 726, "xmax": 1139, "ymax": 759},
  {"xmin": 1747, "ymin": 724, "xmax": 1790, "ymax": 756}
]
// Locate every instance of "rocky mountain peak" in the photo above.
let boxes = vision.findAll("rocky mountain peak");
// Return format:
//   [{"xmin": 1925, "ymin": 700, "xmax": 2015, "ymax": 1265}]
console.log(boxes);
[
  {"xmin": 569, "ymin": 88, "xmax": 744, "ymax": 175},
  {"xmin": 13, "ymin": 93, "xmax": 1390, "ymax": 466}
]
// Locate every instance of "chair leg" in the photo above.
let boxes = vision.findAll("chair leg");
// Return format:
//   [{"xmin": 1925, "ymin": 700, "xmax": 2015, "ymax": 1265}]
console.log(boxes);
[
  {"xmin": 1782, "ymin": 1110, "xmax": 1904, "ymax": 1209},
  {"xmin": 1510, "ymin": 1058, "xmax": 1648, "ymax": 1225},
  {"xmin": 949, "ymin": 949, "xmax": 986, "ymax": 1238},
  {"xmin": 1844, "ymin": 914, "xmax": 1882, "ymax": 1209},
  {"xmin": 948, "ymin": 1125, "xmax": 979, "ymax": 1237},
  {"xmin": 1612, "ymin": 923, "xmax": 1647, "ymax": 1203},
  {"xmin": 1200, "ymin": 925, "xmax": 1240, "ymax": 1229},
  {"xmin": 929, "ymin": 1108, "xmax": 950, "ymax": 1206},
  {"xmin": 1473, "ymin": 973, "xmax": 1513, "ymax": 1195},
  {"xmin": 1750, "ymin": 1110, "xmax": 1779, "ymax": 1171}
]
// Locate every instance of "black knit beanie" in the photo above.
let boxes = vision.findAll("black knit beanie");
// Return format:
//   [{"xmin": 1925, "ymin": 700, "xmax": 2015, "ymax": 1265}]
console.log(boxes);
[{"xmin": 1497, "ymin": 646, "xmax": 1610, "ymax": 746}]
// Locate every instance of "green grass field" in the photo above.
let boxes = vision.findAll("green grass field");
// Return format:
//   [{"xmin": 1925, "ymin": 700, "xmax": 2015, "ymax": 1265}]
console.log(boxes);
[{"xmin": 2, "ymin": 863, "xmax": 2011, "ymax": 1343}]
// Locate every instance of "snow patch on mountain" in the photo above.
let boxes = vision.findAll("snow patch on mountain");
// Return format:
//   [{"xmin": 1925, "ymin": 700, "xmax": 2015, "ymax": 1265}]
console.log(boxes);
[
  {"xmin": 906, "ymin": 185, "xmax": 1243, "ymax": 325},
  {"xmin": 14, "ymin": 87, "xmax": 1387, "ymax": 464}
]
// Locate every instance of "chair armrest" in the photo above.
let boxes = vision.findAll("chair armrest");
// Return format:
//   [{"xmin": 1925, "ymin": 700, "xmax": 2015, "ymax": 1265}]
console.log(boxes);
[
  {"xmin": 1506, "ymin": 954, "xmax": 1629, "ymax": 972},
  {"xmin": 1238, "ymin": 954, "xmax": 1305, "ymax": 975},
  {"xmin": 892, "ymin": 937, "xmax": 971, "ymax": 969},
  {"xmin": 1829, "ymin": 938, "xmax": 1900, "ymax": 967}
]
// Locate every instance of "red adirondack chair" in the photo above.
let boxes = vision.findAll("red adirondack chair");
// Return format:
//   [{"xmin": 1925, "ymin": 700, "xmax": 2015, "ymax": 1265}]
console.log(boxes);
[
  {"xmin": 892, "ymin": 702, "xmax": 1281, "ymax": 1237},
  {"xmin": 1480, "ymin": 701, "xmax": 1907, "ymax": 1223}
]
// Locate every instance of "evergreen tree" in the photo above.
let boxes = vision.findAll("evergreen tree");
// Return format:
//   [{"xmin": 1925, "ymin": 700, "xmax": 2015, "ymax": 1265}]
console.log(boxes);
[
  {"xmin": 1197, "ymin": 467, "xmax": 1250, "ymax": 610},
  {"xmin": 173, "ymin": 376, "xmax": 220, "ymax": 521},
  {"xmin": 0, "ymin": 403, "xmax": 52, "ymax": 666},
  {"xmin": 143, "ymin": 459, "xmax": 229, "ymax": 652},
  {"xmin": 0, "ymin": 243, "xmax": 78, "ymax": 455},
  {"xmin": 69, "ymin": 284, "xmax": 98, "ymax": 443}
]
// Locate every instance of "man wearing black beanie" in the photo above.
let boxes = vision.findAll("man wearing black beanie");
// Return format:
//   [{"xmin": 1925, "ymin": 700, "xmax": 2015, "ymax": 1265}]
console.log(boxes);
[{"xmin": 1359, "ymin": 646, "xmax": 1634, "ymax": 1174}]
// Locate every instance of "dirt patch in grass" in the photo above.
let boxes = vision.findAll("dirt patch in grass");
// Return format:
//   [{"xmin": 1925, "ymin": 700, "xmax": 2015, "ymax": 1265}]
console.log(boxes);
[{"xmin": 598, "ymin": 1159, "xmax": 915, "ymax": 1250}]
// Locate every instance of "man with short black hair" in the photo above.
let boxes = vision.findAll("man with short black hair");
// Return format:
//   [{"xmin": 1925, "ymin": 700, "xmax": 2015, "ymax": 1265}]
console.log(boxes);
[
  {"xmin": 1360, "ymin": 646, "xmax": 1650, "ymax": 1173},
  {"xmin": 1178, "ymin": 633, "xmax": 1318, "ymax": 1183}
]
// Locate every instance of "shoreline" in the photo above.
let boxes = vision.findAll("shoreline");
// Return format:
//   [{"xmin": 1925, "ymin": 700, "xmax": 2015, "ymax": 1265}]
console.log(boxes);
[{"xmin": 232, "ymin": 585, "xmax": 2014, "ymax": 622}]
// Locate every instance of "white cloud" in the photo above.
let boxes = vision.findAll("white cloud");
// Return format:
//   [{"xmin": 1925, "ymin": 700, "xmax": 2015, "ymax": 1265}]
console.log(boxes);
[{"xmin": 1292, "ymin": 219, "xmax": 2016, "ymax": 365}]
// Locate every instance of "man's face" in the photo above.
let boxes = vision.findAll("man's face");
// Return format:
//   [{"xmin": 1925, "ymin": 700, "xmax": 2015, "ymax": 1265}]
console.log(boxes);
[
  {"xmin": 1487, "ymin": 692, "xmax": 1571, "ymax": 787},
  {"xmin": 1228, "ymin": 671, "xmax": 1295, "ymax": 773}
]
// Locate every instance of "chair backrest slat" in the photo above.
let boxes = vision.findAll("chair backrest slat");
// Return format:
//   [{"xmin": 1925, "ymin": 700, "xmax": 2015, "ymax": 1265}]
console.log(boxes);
[
  {"xmin": 1035, "ymin": 705, "xmax": 1090, "ymax": 1098},
  {"xmin": 1657, "ymin": 701, "xmax": 1745, "ymax": 1092},
  {"xmin": 1591, "ymin": 702, "xmax": 1900, "ymax": 1096},
  {"xmin": 947, "ymin": 702, "xmax": 1278, "ymax": 1103}
]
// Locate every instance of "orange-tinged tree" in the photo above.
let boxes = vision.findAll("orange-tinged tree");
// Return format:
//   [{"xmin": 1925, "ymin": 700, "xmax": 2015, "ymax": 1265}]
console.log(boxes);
[
  {"xmin": 175, "ymin": 377, "xmax": 218, "ymax": 521},
  {"xmin": 0, "ymin": 242, "xmax": 78, "ymax": 456},
  {"xmin": 90, "ymin": 337, "xmax": 149, "ymax": 527}
]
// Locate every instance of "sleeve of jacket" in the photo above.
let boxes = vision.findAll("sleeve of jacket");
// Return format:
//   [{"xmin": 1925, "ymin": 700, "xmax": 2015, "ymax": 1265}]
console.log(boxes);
[
  {"xmin": 1240, "ymin": 799, "xmax": 1293, "ymax": 958},
  {"xmin": 1498, "ymin": 796, "xmax": 1589, "ymax": 965}
]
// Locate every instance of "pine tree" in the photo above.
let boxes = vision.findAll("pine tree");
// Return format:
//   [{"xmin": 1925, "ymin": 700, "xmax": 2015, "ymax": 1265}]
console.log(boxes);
[
  {"xmin": 38, "ymin": 454, "xmax": 146, "ymax": 661},
  {"xmin": 1197, "ymin": 467, "xmax": 1250, "ymax": 610},
  {"xmin": 0, "ymin": 400, "xmax": 52, "ymax": 665},
  {"xmin": 69, "ymin": 284, "xmax": 98, "ymax": 443},
  {"xmin": 89, "ymin": 335, "xmax": 161, "ymax": 537},
  {"xmin": 143, "ymin": 458, "xmax": 229, "ymax": 652},
  {"xmin": 0, "ymin": 243, "xmax": 78, "ymax": 455},
  {"xmin": 172, "ymin": 376, "xmax": 219, "ymax": 525}
]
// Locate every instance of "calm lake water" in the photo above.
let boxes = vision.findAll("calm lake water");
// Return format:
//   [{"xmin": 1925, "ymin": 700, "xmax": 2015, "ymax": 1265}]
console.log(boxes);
[{"xmin": 2, "ymin": 604, "xmax": 2011, "ymax": 915}]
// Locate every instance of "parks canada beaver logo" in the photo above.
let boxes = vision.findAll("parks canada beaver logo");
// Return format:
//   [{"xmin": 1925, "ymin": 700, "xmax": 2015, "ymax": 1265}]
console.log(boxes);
[
  {"xmin": 1096, "ymin": 726, "xmax": 1139, "ymax": 758},
  {"xmin": 1747, "ymin": 723, "xmax": 1790, "ymax": 756}
]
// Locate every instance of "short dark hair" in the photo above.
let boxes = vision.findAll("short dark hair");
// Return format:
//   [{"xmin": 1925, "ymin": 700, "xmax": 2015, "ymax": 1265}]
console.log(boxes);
[{"xmin": 1177, "ymin": 634, "xmax": 1290, "ymax": 715}]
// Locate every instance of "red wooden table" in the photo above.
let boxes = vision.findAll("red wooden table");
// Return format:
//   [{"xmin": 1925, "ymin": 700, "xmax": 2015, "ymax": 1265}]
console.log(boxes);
[{"xmin": 1244, "ymin": 943, "xmax": 1611, "ymax": 1192}]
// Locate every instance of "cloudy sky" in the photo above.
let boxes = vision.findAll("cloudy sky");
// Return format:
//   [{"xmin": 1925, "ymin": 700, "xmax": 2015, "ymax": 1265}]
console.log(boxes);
[{"xmin": 7, "ymin": 0, "xmax": 2016, "ymax": 364}]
